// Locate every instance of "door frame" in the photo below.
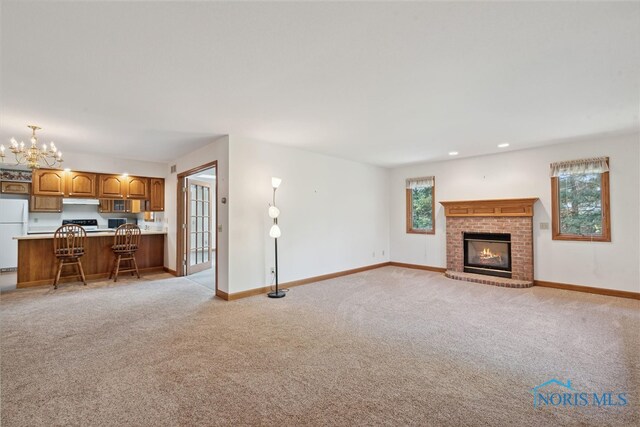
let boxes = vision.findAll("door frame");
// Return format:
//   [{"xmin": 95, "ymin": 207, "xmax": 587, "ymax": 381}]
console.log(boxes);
[
  {"xmin": 185, "ymin": 178, "xmax": 213, "ymax": 275},
  {"xmin": 176, "ymin": 160, "xmax": 218, "ymax": 293}
]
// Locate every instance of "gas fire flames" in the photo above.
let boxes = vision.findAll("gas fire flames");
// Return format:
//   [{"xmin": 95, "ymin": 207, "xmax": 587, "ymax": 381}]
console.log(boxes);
[{"xmin": 478, "ymin": 248, "xmax": 502, "ymax": 263}]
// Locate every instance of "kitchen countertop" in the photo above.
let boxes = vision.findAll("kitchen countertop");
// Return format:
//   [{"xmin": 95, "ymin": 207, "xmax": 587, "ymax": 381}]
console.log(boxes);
[{"xmin": 14, "ymin": 230, "xmax": 167, "ymax": 240}]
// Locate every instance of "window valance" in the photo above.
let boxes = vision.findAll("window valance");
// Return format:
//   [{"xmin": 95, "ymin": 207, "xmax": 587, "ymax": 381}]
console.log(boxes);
[
  {"xmin": 550, "ymin": 157, "xmax": 609, "ymax": 177},
  {"xmin": 406, "ymin": 176, "xmax": 435, "ymax": 189}
]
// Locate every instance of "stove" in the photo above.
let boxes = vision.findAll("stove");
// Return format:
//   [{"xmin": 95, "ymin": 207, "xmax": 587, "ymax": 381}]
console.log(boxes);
[{"xmin": 62, "ymin": 219, "xmax": 111, "ymax": 232}]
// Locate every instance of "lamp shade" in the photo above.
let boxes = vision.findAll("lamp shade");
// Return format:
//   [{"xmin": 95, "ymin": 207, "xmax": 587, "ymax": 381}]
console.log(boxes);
[
  {"xmin": 271, "ymin": 177, "xmax": 282, "ymax": 188},
  {"xmin": 269, "ymin": 224, "xmax": 281, "ymax": 238},
  {"xmin": 268, "ymin": 206, "xmax": 280, "ymax": 219}
]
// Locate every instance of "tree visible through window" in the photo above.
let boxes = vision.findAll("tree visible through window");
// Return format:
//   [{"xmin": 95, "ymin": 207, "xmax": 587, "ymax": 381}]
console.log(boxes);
[
  {"xmin": 558, "ymin": 173, "xmax": 602, "ymax": 235},
  {"xmin": 406, "ymin": 176, "xmax": 435, "ymax": 234},
  {"xmin": 551, "ymin": 157, "xmax": 610, "ymax": 242}
]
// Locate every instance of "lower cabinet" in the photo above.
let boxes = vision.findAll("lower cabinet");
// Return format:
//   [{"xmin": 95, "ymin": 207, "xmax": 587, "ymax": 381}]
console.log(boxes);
[{"xmin": 30, "ymin": 196, "xmax": 63, "ymax": 213}]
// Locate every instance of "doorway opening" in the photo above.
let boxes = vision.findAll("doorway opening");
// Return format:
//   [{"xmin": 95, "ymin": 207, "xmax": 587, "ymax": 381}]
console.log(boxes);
[{"xmin": 176, "ymin": 161, "xmax": 217, "ymax": 292}]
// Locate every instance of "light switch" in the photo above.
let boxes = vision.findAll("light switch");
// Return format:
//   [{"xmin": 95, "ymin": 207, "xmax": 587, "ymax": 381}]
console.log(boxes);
[{"xmin": 539, "ymin": 222, "xmax": 549, "ymax": 230}]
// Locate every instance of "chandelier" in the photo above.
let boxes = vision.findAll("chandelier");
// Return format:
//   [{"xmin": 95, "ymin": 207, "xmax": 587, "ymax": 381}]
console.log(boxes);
[{"xmin": 0, "ymin": 125, "xmax": 63, "ymax": 169}]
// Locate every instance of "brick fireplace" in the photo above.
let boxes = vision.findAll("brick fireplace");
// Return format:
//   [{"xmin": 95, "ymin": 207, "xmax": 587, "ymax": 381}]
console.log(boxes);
[{"xmin": 440, "ymin": 198, "xmax": 538, "ymax": 288}]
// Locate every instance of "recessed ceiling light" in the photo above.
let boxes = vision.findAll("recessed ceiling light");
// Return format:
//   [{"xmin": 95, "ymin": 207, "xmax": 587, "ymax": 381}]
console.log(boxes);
[
  {"xmin": 498, "ymin": 143, "xmax": 510, "ymax": 148},
  {"xmin": 449, "ymin": 151, "xmax": 459, "ymax": 156}
]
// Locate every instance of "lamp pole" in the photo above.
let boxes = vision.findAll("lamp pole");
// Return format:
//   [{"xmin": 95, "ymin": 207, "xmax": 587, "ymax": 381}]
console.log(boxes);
[{"xmin": 268, "ymin": 177, "xmax": 285, "ymax": 298}]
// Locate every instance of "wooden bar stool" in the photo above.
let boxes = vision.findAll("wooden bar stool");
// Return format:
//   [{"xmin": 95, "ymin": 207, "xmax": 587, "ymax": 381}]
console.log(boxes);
[
  {"xmin": 109, "ymin": 224, "xmax": 142, "ymax": 282},
  {"xmin": 53, "ymin": 224, "xmax": 88, "ymax": 289}
]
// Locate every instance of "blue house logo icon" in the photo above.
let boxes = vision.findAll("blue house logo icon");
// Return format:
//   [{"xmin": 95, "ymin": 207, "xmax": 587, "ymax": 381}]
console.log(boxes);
[{"xmin": 531, "ymin": 379, "xmax": 574, "ymax": 407}]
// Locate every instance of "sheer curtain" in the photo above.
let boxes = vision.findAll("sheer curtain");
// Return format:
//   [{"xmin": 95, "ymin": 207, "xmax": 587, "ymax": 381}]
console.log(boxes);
[
  {"xmin": 406, "ymin": 176, "xmax": 435, "ymax": 189},
  {"xmin": 550, "ymin": 157, "xmax": 609, "ymax": 177}
]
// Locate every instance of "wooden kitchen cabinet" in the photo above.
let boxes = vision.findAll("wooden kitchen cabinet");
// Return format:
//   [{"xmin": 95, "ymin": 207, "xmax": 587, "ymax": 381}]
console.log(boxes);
[
  {"xmin": 99, "ymin": 199, "xmax": 142, "ymax": 213},
  {"xmin": 66, "ymin": 172, "xmax": 97, "ymax": 198},
  {"xmin": 30, "ymin": 196, "xmax": 63, "ymax": 213},
  {"xmin": 127, "ymin": 176, "xmax": 149, "ymax": 199},
  {"xmin": 98, "ymin": 199, "xmax": 112, "ymax": 213},
  {"xmin": 1, "ymin": 181, "xmax": 30, "ymax": 194},
  {"xmin": 147, "ymin": 178, "xmax": 165, "ymax": 211},
  {"xmin": 32, "ymin": 169, "xmax": 66, "ymax": 196},
  {"xmin": 98, "ymin": 174, "xmax": 126, "ymax": 198}
]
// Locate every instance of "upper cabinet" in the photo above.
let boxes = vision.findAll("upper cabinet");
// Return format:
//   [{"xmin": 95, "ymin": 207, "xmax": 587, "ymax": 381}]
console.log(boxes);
[
  {"xmin": 1, "ymin": 181, "xmax": 30, "ymax": 195},
  {"xmin": 30, "ymin": 196, "xmax": 63, "ymax": 213},
  {"xmin": 98, "ymin": 175, "xmax": 126, "ymax": 198},
  {"xmin": 32, "ymin": 169, "xmax": 66, "ymax": 196},
  {"xmin": 148, "ymin": 178, "xmax": 165, "ymax": 211},
  {"xmin": 127, "ymin": 176, "xmax": 149, "ymax": 199},
  {"xmin": 31, "ymin": 168, "xmax": 164, "ymax": 211},
  {"xmin": 66, "ymin": 172, "xmax": 97, "ymax": 198}
]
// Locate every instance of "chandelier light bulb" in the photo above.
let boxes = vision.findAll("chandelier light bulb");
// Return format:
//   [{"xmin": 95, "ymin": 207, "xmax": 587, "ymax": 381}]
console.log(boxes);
[
  {"xmin": 271, "ymin": 177, "xmax": 282, "ymax": 189},
  {"xmin": 268, "ymin": 206, "xmax": 280, "ymax": 219},
  {"xmin": 5, "ymin": 125, "xmax": 63, "ymax": 169},
  {"xmin": 269, "ymin": 224, "xmax": 281, "ymax": 238}
]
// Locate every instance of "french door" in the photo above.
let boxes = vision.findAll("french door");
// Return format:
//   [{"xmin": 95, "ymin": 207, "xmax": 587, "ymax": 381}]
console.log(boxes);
[{"xmin": 186, "ymin": 179, "xmax": 212, "ymax": 274}]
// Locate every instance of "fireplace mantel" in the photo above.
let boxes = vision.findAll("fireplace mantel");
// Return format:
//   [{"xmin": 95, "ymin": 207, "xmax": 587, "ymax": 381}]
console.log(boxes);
[{"xmin": 440, "ymin": 198, "xmax": 538, "ymax": 218}]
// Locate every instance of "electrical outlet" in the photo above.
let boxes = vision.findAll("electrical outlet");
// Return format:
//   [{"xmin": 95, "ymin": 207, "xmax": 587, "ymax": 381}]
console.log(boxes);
[
  {"xmin": 540, "ymin": 222, "xmax": 549, "ymax": 230},
  {"xmin": 382, "ymin": 250, "xmax": 385, "ymax": 256}
]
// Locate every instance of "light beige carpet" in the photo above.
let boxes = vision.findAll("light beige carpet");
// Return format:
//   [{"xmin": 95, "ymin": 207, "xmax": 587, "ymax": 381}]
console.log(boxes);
[{"xmin": 1, "ymin": 267, "xmax": 638, "ymax": 426}]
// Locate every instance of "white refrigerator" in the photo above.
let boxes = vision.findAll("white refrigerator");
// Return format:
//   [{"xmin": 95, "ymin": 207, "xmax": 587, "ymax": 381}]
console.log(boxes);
[{"xmin": 0, "ymin": 199, "xmax": 28, "ymax": 270}]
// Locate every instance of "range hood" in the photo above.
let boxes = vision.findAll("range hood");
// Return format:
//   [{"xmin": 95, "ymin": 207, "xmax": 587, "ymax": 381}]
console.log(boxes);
[{"xmin": 62, "ymin": 198, "xmax": 100, "ymax": 205}]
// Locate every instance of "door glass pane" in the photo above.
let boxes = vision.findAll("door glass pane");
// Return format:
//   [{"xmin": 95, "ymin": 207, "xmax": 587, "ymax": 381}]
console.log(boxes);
[
  {"xmin": 204, "ymin": 189, "xmax": 209, "ymax": 202},
  {"xmin": 204, "ymin": 233, "xmax": 209, "ymax": 247},
  {"xmin": 197, "ymin": 216, "xmax": 203, "ymax": 231}
]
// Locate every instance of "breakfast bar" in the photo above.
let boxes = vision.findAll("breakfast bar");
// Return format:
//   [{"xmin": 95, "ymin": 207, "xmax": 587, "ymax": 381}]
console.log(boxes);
[{"xmin": 14, "ymin": 231, "xmax": 166, "ymax": 288}]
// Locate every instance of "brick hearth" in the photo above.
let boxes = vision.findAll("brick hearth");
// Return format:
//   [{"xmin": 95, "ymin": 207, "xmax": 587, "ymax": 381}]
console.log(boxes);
[{"xmin": 440, "ymin": 198, "xmax": 538, "ymax": 288}]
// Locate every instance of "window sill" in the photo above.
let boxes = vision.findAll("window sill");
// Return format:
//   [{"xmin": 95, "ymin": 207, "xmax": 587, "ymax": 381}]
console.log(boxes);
[
  {"xmin": 552, "ymin": 234, "xmax": 610, "ymax": 242},
  {"xmin": 407, "ymin": 229, "xmax": 435, "ymax": 235}
]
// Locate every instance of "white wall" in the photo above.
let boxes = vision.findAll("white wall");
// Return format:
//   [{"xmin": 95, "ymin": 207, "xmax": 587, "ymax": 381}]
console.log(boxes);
[
  {"xmin": 60, "ymin": 152, "xmax": 166, "ymax": 178},
  {"xmin": 164, "ymin": 136, "xmax": 229, "ymax": 292},
  {"xmin": 389, "ymin": 132, "xmax": 640, "ymax": 293},
  {"xmin": 228, "ymin": 136, "xmax": 390, "ymax": 293}
]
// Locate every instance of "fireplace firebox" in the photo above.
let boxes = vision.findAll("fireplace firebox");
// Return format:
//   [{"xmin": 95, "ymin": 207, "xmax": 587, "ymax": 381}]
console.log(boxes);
[{"xmin": 463, "ymin": 232, "xmax": 512, "ymax": 278}]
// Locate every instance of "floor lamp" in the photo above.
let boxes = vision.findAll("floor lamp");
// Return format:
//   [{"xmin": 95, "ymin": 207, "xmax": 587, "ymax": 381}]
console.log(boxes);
[{"xmin": 268, "ymin": 176, "xmax": 285, "ymax": 298}]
